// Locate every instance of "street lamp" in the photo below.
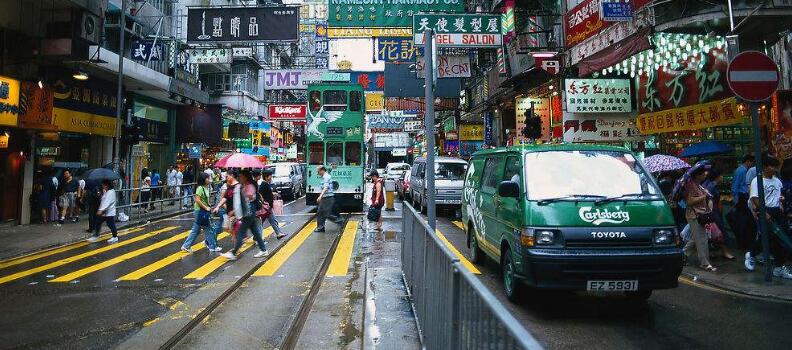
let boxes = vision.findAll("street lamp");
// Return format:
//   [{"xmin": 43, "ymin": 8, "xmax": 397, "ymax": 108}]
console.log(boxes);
[{"xmin": 72, "ymin": 70, "xmax": 89, "ymax": 80}]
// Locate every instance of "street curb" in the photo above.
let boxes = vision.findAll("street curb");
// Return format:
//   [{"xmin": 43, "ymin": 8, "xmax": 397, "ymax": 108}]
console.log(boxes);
[
  {"xmin": 0, "ymin": 209, "xmax": 191, "ymax": 262},
  {"xmin": 680, "ymin": 270, "xmax": 792, "ymax": 302}
]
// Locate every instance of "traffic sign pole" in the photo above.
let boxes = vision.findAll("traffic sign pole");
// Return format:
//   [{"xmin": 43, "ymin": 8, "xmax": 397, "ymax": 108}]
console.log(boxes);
[{"xmin": 750, "ymin": 102, "xmax": 772, "ymax": 282}]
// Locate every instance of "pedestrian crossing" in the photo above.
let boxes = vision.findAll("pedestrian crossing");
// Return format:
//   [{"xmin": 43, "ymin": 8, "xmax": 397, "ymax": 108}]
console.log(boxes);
[{"xmin": 0, "ymin": 219, "xmax": 365, "ymax": 287}]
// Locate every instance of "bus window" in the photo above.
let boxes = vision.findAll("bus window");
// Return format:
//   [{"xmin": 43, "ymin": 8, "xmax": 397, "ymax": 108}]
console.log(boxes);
[
  {"xmin": 309, "ymin": 142, "xmax": 324, "ymax": 165},
  {"xmin": 349, "ymin": 91, "xmax": 362, "ymax": 112},
  {"xmin": 345, "ymin": 142, "xmax": 361, "ymax": 166},
  {"xmin": 324, "ymin": 90, "xmax": 347, "ymax": 111},
  {"xmin": 327, "ymin": 142, "xmax": 343, "ymax": 166},
  {"xmin": 309, "ymin": 91, "xmax": 321, "ymax": 111}
]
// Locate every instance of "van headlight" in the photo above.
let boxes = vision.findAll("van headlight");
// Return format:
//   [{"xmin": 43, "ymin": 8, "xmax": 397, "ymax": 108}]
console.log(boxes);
[
  {"xmin": 536, "ymin": 230, "xmax": 556, "ymax": 245},
  {"xmin": 653, "ymin": 229, "xmax": 675, "ymax": 245}
]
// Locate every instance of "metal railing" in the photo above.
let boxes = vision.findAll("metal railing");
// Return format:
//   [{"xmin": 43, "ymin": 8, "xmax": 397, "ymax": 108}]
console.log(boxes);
[
  {"xmin": 112, "ymin": 181, "xmax": 223, "ymax": 222},
  {"xmin": 401, "ymin": 203, "xmax": 543, "ymax": 350}
]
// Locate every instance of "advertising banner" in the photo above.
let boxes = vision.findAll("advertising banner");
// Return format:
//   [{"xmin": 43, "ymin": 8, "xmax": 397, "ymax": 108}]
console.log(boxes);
[
  {"xmin": 569, "ymin": 6, "xmax": 654, "ymax": 66},
  {"xmin": 459, "ymin": 124, "xmax": 484, "ymax": 141},
  {"xmin": 601, "ymin": 2, "xmax": 633, "ymax": 21},
  {"xmin": 268, "ymin": 104, "xmax": 307, "ymax": 120},
  {"xmin": 187, "ymin": 7, "xmax": 298, "ymax": 43},
  {"xmin": 562, "ymin": 112, "xmax": 642, "ymax": 142},
  {"xmin": 377, "ymin": 38, "xmax": 417, "ymax": 62},
  {"xmin": 350, "ymin": 72, "xmax": 385, "ymax": 91},
  {"xmin": 0, "ymin": 75, "xmax": 20, "ymax": 126},
  {"xmin": 413, "ymin": 14, "xmax": 502, "ymax": 47},
  {"xmin": 404, "ymin": 120, "xmax": 423, "ymax": 132},
  {"xmin": 329, "ymin": 0, "xmax": 463, "ymax": 28},
  {"xmin": 416, "ymin": 55, "xmax": 472, "ymax": 79},
  {"xmin": 564, "ymin": 0, "xmax": 610, "ymax": 47},
  {"xmin": 369, "ymin": 113, "xmax": 407, "ymax": 132},
  {"xmin": 515, "ymin": 97, "xmax": 551, "ymax": 141},
  {"xmin": 564, "ymin": 78, "xmax": 632, "ymax": 113},
  {"xmin": 365, "ymin": 92, "xmax": 385, "ymax": 111},
  {"xmin": 188, "ymin": 48, "xmax": 232, "ymax": 64},
  {"xmin": 444, "ymin": 140, "xmax": 460, "ymax": 154},
  {"xmin": 635, "ymin": 98, "xmax": 741, "ymax": 135},
  {"xmin": 131, "ymin": 40, "xmax": 164, "ymax": 61},
  {"xmin": 460, "ymin": 141, "xmax": 483, "ymax": 156},
  {"xmin": 18, "ymin": 82, "xmax": 55, "ymax": 131},
  {"xmin": 50, "ymin": 73, "xmax": 119, "ymax": 136},
  {"xmin": 443, "ymin": 117, "xmax": 457, "ymax": 133},
  {"xmin": 328, "ymin": 27, "xmax": 411, "ymax": 38},
  {"xmin": 264, "ymin": 69, "xmax": 327, "ymax": 90}
]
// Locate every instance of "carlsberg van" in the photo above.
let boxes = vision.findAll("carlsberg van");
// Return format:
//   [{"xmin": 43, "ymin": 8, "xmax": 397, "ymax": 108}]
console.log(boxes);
[{"xmin": 461, "ymin": 145, "xmax": 683, "ymax": 302}]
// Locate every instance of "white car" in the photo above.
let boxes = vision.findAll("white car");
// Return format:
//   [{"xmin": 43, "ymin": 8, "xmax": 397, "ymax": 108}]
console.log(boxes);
[{"xmin": 385, "ymin": 163, "xmax": 410, "ymax": 181}]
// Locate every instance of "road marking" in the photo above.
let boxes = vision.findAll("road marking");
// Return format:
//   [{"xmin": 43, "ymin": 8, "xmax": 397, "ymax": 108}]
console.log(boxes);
[
  {"xmin": 50, "ymin": 230, "xmax": 193, "ymax": 282},
  {"xmin": 253, "ymin": 222, "xmax": 317, "ymax": 276},
  {"xmin": 0, "ymin": 226, "xmax": 179, "ymax": 285},
  {"xmin": 452, "ymin": 220, "xmax": 465, "ymax": 231},
  {"xmin": 116, "ymin": 232, "xmax": 231, "ymax": 281},
  {"xmin": 436, "ymin": 229, "xmax": 481, "ymax": 274},
  {"xmin": 326, "ymin": 221, "xmax": 359, "ymax": 276},
  {"xmin": 0, "ymin": 227, "xmax": 146, "ymax": 270},
  {"xmin": 183, "ymin": 224, "xmax": 283, "ymax": 280}
]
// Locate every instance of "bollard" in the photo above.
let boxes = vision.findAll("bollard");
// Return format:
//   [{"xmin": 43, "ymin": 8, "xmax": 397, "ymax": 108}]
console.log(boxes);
[{"xmin": 385, "ymin": 179, "xmax": 396, "ymax": 211}]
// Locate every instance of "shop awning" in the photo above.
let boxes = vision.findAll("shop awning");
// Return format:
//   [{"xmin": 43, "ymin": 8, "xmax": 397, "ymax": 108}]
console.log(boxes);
[{"xmin": 577, "ymin": 27, "xmax": 653, "ymax": 77}]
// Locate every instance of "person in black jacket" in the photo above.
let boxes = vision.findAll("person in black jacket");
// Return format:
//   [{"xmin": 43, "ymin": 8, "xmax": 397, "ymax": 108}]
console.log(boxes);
[{"xmin": 259, "ymin": 170, "xmax": 286, "ymax": 239}]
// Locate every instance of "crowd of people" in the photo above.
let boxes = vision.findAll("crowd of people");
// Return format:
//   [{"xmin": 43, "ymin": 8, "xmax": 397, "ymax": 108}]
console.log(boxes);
[{"xmin": 663, "ymin": 154, "xmax": 792, "ymax": 279}]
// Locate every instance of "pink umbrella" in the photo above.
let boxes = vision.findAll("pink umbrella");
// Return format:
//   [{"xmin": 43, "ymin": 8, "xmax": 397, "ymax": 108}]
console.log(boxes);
[{"xmin": 214, "ymin": 153, "xmax": 267, "ymax": 169}]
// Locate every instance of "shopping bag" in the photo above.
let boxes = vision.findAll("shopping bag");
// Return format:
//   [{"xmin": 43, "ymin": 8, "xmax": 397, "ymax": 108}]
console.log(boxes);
[
  {"xmin": 273, "ymin": 200, "xmax": 284, "ymax": 216},
  {"xmin": 706, "ymin": 223, "xmax": 724, "ymax": 244}
]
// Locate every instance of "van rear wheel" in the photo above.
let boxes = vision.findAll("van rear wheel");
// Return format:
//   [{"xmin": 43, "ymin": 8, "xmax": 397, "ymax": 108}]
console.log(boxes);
[
  {"xmin": 502, "ymin": 247, "xmax": 523, "ymax": 303},
  {"xmin": 469, "ymin": 228, "xmax": 484, "ymax": 264}
]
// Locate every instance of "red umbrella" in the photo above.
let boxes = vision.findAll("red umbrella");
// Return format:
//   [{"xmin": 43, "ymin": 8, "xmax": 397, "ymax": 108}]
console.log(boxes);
[{"xmin": 214, "ymin": 153, "xmax": 267, "ymax": 169}]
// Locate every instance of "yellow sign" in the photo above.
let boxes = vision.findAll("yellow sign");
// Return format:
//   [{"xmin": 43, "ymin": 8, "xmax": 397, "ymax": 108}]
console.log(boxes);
[
  {"xmin": 328, "ymin": 27, "xmax": 412, "ymax": 38},
  {"xmin": 53, "ymin": 108, "xmax": 118, "ymax": 137},
  {"xmin": 337, "ymin": 60, "xmax": 353, "ymax": 71},
  {"xmin": 460, "ymin": 124, "xmax": 484, "ymax": 141},
  {"xmin": 0, "ymin": 75, "xmax": 20, "ymax": 126},
  {"xmin": 365, "ymin": 92, "xmax": 384, "ymax": 111},
  {"xmin": 0, "ymin": 133, "xmax": 8, "ymax": 149},
  {"xmin": 636, "ymin": 98, "xmax": 742, "ymax": 135}
]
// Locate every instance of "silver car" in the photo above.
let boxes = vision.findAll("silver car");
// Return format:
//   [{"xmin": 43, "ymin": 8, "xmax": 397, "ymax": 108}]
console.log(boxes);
[{"xmin": 409, "ymin": 157, "xmax": 468, "ymax": 214}]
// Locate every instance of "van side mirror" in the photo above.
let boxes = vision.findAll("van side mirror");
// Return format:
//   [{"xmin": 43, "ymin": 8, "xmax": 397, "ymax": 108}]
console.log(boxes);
[{"xmin": 498, "ymin": 181, "xmax": 520, "ymax": 198}]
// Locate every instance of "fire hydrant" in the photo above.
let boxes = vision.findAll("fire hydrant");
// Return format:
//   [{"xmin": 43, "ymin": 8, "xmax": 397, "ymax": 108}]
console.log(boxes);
[{"xmin": 385, "ymin": 179, "xmax": 396, "ymax": 211}]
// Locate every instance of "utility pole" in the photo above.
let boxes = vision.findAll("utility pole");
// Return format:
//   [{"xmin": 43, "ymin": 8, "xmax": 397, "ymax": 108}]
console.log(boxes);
[
  {"xmin": 113, "ymin": 0, "xmax": 127, "ymax": 174},
  {"xmin": 424, "ymin": 29, "xmax": 436, "ymax": 230}
]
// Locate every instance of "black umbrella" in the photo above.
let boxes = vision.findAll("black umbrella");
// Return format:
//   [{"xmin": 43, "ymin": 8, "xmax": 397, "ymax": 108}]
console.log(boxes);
[{"xmin": 83, "ymin": 168, "xmax": 120, "ymax": 181}]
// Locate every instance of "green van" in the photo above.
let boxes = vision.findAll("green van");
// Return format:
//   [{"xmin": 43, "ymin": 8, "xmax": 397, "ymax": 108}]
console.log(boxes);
[{"xmin": 461, "ymin": 145, "xmax": 683, "ymax": 301}]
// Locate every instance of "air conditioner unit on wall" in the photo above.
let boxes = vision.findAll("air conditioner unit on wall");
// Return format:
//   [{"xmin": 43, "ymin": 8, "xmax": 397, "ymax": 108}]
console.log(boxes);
[
  {"xmin": 79, "ymin": 11, "xmax": 102, "ymax": 44},
  {"xmin": 132, "ymin": 22, "xmax": 144, "ymax": 37}
]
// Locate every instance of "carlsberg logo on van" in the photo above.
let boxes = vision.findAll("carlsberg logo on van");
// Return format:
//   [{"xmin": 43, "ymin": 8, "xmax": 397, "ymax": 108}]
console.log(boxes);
[{"xmin": 578, "ymin": 206, "xmax": 630, "ymax": 225}]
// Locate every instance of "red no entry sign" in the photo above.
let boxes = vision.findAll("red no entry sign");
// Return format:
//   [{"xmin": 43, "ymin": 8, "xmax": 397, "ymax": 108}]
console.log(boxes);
[{"xmin": 727, "ymin": 51, "xmax": 780, "ymax": 102}]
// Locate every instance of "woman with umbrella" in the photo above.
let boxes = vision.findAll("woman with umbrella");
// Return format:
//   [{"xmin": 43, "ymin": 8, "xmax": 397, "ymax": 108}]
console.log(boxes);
[{"xmin": 672, "ymin": 161, "xmax": 717, "ymax": 271}]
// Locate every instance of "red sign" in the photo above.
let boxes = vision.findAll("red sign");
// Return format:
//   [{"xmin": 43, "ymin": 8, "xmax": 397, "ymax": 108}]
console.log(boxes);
[
  {"xmin": 563, "ymin": 0, "xmax": 612, "ymax": 47},
  {"xmin": 727, "ymin": 51, "xmax": 780, "ymax": 102},
  {"xmin": 268, "ymin": 104, "xmax": 306, "ymax": 120}
]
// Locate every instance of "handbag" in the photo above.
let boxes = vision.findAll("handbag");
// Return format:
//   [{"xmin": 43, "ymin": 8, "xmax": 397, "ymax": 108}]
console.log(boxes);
[
  {"xmin": 696, "ymin": 212, "xmax": 715, "ymax": 226},
  {"xmin": 272, "ymin": 199, "xmax": 284, "ymax": 216},
  {"xmin": 706, "ymin": 222, "xmax": 724, "ymax": 244},
  {"xmin": 196, "ymin": 209, "xmax": 210, "ymax": 226},
  {"xmin": 367, "ymin": 206, "xmax": 381, "ymax": 222},
  {"xmin": 256, "ymin": 196, "xmax": 271, "ymax": 220}
]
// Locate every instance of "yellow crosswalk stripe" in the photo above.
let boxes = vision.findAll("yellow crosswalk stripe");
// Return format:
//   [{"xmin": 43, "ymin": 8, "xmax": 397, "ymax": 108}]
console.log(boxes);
[
  {"xmin": 50, "ymin": 230, "xmax": 193, "ymax": 282},
  {"xmin": 326, "ymin": 221, "xmax": 359, "ymax": 276},
  {"xmin": 0, "ymin": 227, "xmax": 146, "ymax": 270},
  {"xmin": 183, "ymin": 224, "xmax": 282, "ymax": 280},
  {"xmin": 452, "ymin": 221, "xmax": 465, "ymax": 231},
  {"xmin": 436, "ymin": 229, "xmax": 481, "ymax": 274},
  {"xmin": 0, "ymin": 226, "xmax": 179, "ymax": 285},
  {"xmin": 116, "ymin": 232, "xmax": 231, "ymax": 281},
  {"xmin": 253, "ymin": 222, "xmax": 317, "ymax": 276}
]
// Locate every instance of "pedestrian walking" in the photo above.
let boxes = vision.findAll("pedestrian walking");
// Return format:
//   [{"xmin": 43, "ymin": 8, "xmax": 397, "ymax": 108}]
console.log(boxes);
[
  {"xmin": 221, "ymin": 170, "xmax": 269, "ymax": 260},
  {"xmin": 140, "ymin": 175, "xmax": 151, "ymax": 213},
  {"xmin": 260, "ymin": 170, "xmax": 286, "ymax": 239},
  {"xmin": 49, "ymin": 171, "xmax": 59, "ymax": 223},
  {"xmin": 728, "ymin": 155, "xmax": 756, "ymax": 249},
  {"xmin": 368, "ymin": 170, "xmax": 385, "ymax": 231},
  {"xmin": 57, "ymin": 169, "xmax": 79, "ymax": 225},
  {"xmin": 181, "ymin": 173, "xmax": 222, "ymax": 253},
  {"xmin": 88, "ymin": 180, "xmax": 119, "ymax": 243},
  {"xmin": 175, "ymin": 166, "xmax": 184, "ymax": 206},
  {"xmin": 34, "ymin": 171, "xmax": 54, "ymax": 224},
  {"xmin": 315, "ymin": 165, "xmax": 342, "ymax": 233},
  {"xmin": 745, "ymin": 157, "xmax": 792, "ymax": 279},
  {"xmin": 182, "ymin": 166, "xmax": 194, "ymax": 209},
  {"xmin": 682, "ymin": 163, "xmax": 717, "ymax": 272},
  {"xmin": 150, "ymin": 169, "xmax": 161, "ymax": 210},
  {"xmin": 166, "ymin": 165, "xmax": 177, "ymax": 204},
  {"xmin": 84, "ymin": 179, "xmax": 100, "ymax": 233},
  {"xmin": 75, "ymin": 178, "xmax": 86, "ymax": 218},
  {"xmin": 703, "ymin": 169, "xmax": 735, "ymax": 260}
]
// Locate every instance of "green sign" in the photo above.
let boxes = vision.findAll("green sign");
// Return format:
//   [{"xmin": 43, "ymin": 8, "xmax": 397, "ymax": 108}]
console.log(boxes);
[
  {"xmin": 443, "ymin": 117, "xmax": 456, "ymax": 132},
  {"xmin": 321, "ymin": 72, "xmax": 351, "ymax": 82},
  {"xmin": 328, "ymin": 0, "xmax": 464, "ymax": 28},
  {"xmin": 413, "ymin": 13, "xmax": 502, "ymax": 47}
]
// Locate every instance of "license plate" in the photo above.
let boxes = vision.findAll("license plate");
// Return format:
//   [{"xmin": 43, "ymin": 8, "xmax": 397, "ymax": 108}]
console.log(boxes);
[
  {"xmin": 586, "ymin": 280, "xmax": 638, "ymax": 292},
  {"xmin": 354, "ymin": 194, "xmax": 362, "ymax": 199}
]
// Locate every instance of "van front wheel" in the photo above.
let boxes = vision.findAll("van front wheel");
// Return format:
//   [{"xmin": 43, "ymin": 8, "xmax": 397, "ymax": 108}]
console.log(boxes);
[{"xmin": 501, "ymin": 248, "xmax": 523, "ymax": 303}]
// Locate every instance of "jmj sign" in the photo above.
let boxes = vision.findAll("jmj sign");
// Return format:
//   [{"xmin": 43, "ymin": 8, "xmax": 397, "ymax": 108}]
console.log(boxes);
[
  {"xmin": 264, "ymin": 69, "xmax": 326, "ymax": 90},
  {"xmin": 269, "ymin": 105, "xmax": 306, "ymax": 120},
  {"xmin": 413, "ymin": 14, "xmax": 502, "ymax": 47}
]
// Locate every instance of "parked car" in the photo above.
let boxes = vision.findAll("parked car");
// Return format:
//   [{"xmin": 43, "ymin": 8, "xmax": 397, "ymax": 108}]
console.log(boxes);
[
  {"xmin": 461, "ymin": 145, "xmax": 683, "ymax": 302},
  {"xmin": 270, "ymin": 162, "xmax": 304, "ymax": 200},
  {"xmin": 396, "ymin": 171, "xmax": 411, "ymax": 201},
  {"xmin": 385, "ymin": 162, "xmax": 410, "ymax": 181},
  {"xmin": 410, "ymin": 156, "xmax": 468, "ymax": 214}
]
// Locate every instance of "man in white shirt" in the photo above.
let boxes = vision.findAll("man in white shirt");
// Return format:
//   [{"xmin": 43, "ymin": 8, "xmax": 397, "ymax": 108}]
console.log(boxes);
[
  {"xmin": 166, "ymin": 166, "xmax": 177, "ymax": 202},
  {"xmin": 175, "ymin": 167, "xmax": 184, "ymax": 206},
  {"xmin": 746, "ymin": 156, "xmax": 792, "ymax": 279}
]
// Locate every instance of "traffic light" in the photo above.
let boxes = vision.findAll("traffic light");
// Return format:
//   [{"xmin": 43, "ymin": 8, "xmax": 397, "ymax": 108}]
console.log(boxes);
[
  {"xmin": 521, "ymin": 104, "xmax": 542, "ymax": 139},
  {"xmin": 123, "ymin": 120, "xmax": 144, "ymax": 144}
]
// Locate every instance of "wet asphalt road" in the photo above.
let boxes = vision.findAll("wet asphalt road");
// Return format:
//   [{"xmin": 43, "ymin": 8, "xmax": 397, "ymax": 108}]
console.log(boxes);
[
  {"xmin": 430, "ymin": 212, "xmax": 792, "ymax": 350},
  {"xmin": 0, "ymin": 198, "xmax": 314, "ymax": 350}
]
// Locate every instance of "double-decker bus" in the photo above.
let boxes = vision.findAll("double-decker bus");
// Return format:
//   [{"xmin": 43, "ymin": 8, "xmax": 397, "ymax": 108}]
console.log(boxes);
[{"xmin": 304, "ymin": 82, "xmax": 366, "ymax": 211}]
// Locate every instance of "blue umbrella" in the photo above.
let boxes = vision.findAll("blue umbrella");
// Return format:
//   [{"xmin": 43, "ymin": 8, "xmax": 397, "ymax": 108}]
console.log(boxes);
[{"xmin": 679, "ymin": 141, "xmax": 733, "ymax": 158}]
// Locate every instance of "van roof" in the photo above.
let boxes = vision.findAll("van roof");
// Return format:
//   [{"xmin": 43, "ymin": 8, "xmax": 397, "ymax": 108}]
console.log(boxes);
[
  {"xmin": 413, "ymin": 156, "xmax": 468, "ymax": 164},
  {"xmin": 469, "ymin": 144, "xmax": 631, "ymax": 157}
]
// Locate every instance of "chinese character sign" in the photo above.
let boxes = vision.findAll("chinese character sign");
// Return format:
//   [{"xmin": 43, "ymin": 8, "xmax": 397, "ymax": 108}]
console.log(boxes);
[
  {"xmin": 329, "ymin": 0, "xmax": 463, "ymax": 28},
  {"xmin": 0, "ymin": 75, "xmax": 20, "ymax": 126},
  {"xmin": 562, "ymin": 112, "xmax": 643, "ymax": 143},
  {"xmin": 377, "ymin": 38, "xmax": 417, "ymax": 62},
  {"xmin": 187, "ymin": 49, "xmax": 232, "ymax": 64},
  {"xmin": 413, "ymin": 14, "xmax": 502, "ymax": 48},
  {"xmin": 459, "ymin": 124, "xmax": 484, "ymax": 141},
  {"xmin": 131, "ymin": 40, "xmax": 164, "ymax": 61},
  {"xmin": 187, "ymin": 7, "xmax": 298, "ymax": 43},
  {"xmin": 564, "ymin": 79, "xmax": 632, "ymax": 113},
  {"xmin": 635, "ymin": 97, "xmax": 741, "ymax": 135},
  {"xmin": 563, "ymin": 0, "xmax": 611, "ymax": 47},
  {"xmin": 350, "ymin": 72, "xmax": 385, "ymax": 91}
]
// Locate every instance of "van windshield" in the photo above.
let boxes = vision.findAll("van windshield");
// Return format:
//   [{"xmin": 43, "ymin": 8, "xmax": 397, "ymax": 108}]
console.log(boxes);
[
  {"xmin": 273, "ymin": 165, "xmax": 291, "ymax": 177},
  {"xmin": 435, "ymin": 162, "xmax": 467, "ymax": 180},
  {"xmin": 524, "ymin": 150, "xmax": 660, "ymax": 201}
]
